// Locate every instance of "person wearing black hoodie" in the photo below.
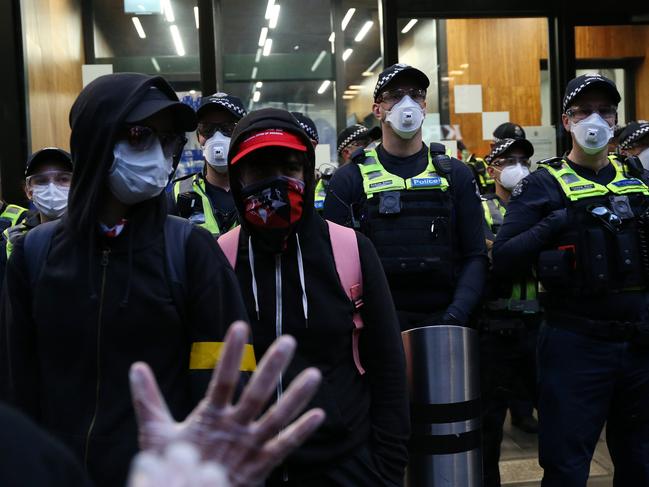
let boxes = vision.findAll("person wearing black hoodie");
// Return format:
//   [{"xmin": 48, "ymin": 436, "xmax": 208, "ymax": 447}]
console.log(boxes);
[
  {"xmin": 0, "ymin": 73, "xmax": 249, "ymax": 487},
  {"xmin": 220, "ymin": 108, "xmax": 409, "ymax": 486}
]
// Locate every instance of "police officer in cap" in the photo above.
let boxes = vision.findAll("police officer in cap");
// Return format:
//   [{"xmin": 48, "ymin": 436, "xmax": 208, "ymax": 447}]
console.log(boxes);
[
  {"xmin": 291, "ymin": 112, "xmax": 319, "ymax": 148},
  {"xmin": 619, "ymin": 120, "xmax": 649, "ymax": 167},
  {"xmin": 324, "ymin": 63, "xmax": 487, "ymax": 330},
  {"xmin": 467, "ymin": 123, "xmax": 527, "ymax": 195},
  {"xmin": 480, "ymin": 137, "xmax": 541, "ymax": 486},
  {"xmin": 337, "ymin": 124, "xmax": 382, "ymax": 166},
  {"xmin": 493, "ymin": 73, "xmax": 649, "ymax": 486},
  {"xmin": 170, "ymin": 92, "xmax": 246, "ymax": 237}
]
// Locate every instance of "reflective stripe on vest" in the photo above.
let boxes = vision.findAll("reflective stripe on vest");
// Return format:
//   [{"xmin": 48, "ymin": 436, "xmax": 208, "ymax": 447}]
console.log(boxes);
[
  {"xmin": 0, "ymin": 204, "xmax": 27, "ymax": 227},
  {"xmin": 359, "ymin": 149, "xmax": 449, "ymax": 197},
  {"xmin": 541, "ymin": 156, "xmax": 649, "ymax": 201},
  {"xmin": 482, "ymin": 198, "xmax": 506, "ymax": 232},
  {"xmin": 314, "ymin": 179, "xmax": 326, "ymax": 210},
  {"xmin": 173, "ymin": 174, "xmax": 233, "ymax": 236}
]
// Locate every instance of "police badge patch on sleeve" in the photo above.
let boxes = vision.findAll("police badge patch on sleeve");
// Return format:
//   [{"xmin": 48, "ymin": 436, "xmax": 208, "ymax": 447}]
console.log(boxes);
[{"xmin": 511, "ymin": 179, "xmax": 527, "ymax": 199}]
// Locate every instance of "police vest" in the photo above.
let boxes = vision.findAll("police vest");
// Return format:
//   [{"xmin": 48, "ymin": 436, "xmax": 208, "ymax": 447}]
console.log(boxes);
[
  {"xmin": 0, "ymin": 204, "xmax": 27, "ymax": 234},
  {"xmin": 358, "ymin": 148, "xmax": 456, "ymax": 284},
  {"xmin": 482, "ymin": 196, "xmax": 540, "ymax": 314},
  {"xmin": 173, "ymin": 174, "xmax": 238, "ymax": 237},
  {"xmin": 537, "ymin": 156, "xmax": 649, "ymax": 296},
  {"xmin": 314, "ymin": 178, "xmax": 328, "ymax": 211},
  {"xmin": 467, "ymin": 156, "xmax": 494, "ymax": 194}
]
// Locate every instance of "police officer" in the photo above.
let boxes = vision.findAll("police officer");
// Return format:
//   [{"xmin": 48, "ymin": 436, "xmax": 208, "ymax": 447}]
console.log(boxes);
[
  {"xmin": 467, "ymin": 123, "xmax": 527, "ymax": 195},
  {"xmin": 480, "ymin": 138, "xmax": 540, "ymax": 486},
  {"xmin": 291, "ymin": 112, "xmax": 319, "ymax": 148},
  {"xmin": 2, "ymin": 148, "xmax": 72, "ymax": 258},
  {"xmin": 324, "ymin": 63, "xmax": 487, "ymax": 330},
  {"xmin": 619, "ymin": 120, "xmax": 649, "ymax": 167},
  {"xmin": 493, "ymin": 74, "xmax": 649, "ymax": 486},
  {"xmin": 337, "ymin": 124, "xmax": 381, "ymax": 166},
  {"xmin": 170, "ymin": 92, "xmax": 246, "ymax": 237}
]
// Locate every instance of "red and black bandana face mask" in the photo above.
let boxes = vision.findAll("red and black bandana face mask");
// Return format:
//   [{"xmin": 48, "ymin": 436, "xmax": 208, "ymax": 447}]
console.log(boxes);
[{"xmin": 241, "ymin": 176, "xmax": 305, "ymax": 230}]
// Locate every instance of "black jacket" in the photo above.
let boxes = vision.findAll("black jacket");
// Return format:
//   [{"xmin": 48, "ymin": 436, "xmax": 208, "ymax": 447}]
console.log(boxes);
[
  {"xmin": 0, "ymin": 403, "xmax": 92, "ymax": 487},
  {"xmin": 226, "ymin": 109, "xmax": 410, "ymax": 485},
  {"xmin": 0, "ymin": 74, "xmax": 249, "ymax": 487}
]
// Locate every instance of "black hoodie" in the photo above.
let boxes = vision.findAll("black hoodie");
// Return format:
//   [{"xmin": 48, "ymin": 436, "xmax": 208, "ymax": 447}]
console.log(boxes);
[
  {"xmin": 0, "ymin": 74, "xmax": 249, "ymax": 487},
  {"xmin": 226, "ymin": 109, "xmax": 410, "ymax": 485}
]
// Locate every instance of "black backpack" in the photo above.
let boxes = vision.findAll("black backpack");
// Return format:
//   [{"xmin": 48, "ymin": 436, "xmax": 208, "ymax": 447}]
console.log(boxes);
[{"xmin": 23, "ymin": 216, "xmax": 192, "ymax": 318}]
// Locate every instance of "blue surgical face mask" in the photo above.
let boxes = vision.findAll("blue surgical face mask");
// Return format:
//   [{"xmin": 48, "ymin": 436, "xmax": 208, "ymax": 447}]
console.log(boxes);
[{"xmin": 109, "ymin": 139, "xmax": 173, "ymax": 205}]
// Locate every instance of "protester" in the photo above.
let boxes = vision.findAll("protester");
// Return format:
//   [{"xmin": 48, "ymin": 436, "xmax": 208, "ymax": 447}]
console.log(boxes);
[{"xmin": 1, "ymin": 73, "xmax": 250, "ymax": 487}]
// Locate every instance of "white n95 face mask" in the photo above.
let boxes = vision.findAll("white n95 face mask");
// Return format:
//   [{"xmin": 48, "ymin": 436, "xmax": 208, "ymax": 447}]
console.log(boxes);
[
  {"xmin": 569, "ymin": 113, "xmax": 614, "ymax": 155},
  {"xmin": 384, "ymin": 95, "xmax": 425, "ymax": 140},
  {"xmin": 109, "ymin": 139, "xmax": 173, "ymax": 205},
  {"xmin": 32, "ymin": 183, "xmax": 69, "ymax": 219},
  {"xmin": 203, "ymin": 131, "xmax": 230, "ymax": 173},
  {"xmin": 499, "ymin": 163, "xmax": 530, "ymax": 191}
]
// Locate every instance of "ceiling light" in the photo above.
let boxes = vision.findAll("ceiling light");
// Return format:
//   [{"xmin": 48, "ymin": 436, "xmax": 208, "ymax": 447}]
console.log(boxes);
[
  {"xmin": 194, "ymin": 6, "xmax": 199, "ymax": 29},
  {"xmin": 294, "ymin": 45, "xmax": 300, "ymax": 50},
  {"xmin": 348, "ymin": 85, "xmax": 363, "ymax": 89},
  {"xmin": 265, "ymin": 0, "xmax": 275, "ymax": 20},
  {"xmin": 251, "ymin": 66, "xmax": 258, "ymax": 79},
  {"xmin": 255, "ymin": 81, "xmax": 263, "ymax": 88},
  {"xmin": 328, "ymin": 32, "xmax": 335, "ymax": 43},
  {"xmin": 344, "ymin": 90, "xmax": 359, "ymax": 95},
  {"xmin": 269, "ymin": 4, "xmax": 280, "ymax": 29},
  {"xmin": 460, "ymin": 63, "xmax": 469, "ymax": 69},
  {"xmin": 255, "ymin": 48, "xmax": 262, "ymax": 63},
  {"xmin": 342, "ymin": 48, "xmax": 353, "ymax": 61},
  {"xmin": 362, "ymin": 71, "xmax": 373, "ymax": 77},
  {"xmin": 341, "ymin": 8, "xmax": 355, "ymax": 31},
  {"xmin": 162, "ymin": 0, "xmax": 174, "ymax": 22},
  {"xmin": 258, "ymin": 27, "xmax": 268, "ymax": 47},
  {"xmin": 311, "ymin": 50, "xmax": 327, "ymax": 72},
  {"xmin": 342, "ymin": 95, "xmax": 355, "ymax": 100},
  {"xmin": 317, "ymin": 80, "xmax": 331, "ymax": 94},
  {"xmin": 441, "ymin": 76, "xmax": 454, "ymax": 82},
  {"xmin": 401, "ymin": 19, "xmax": 418, "ymax": 34},
  {"xmin": 151, "ymin": 57, "xmax": 160, "ymax": 72},
  {"xmin": 169, "ymin": 25, "xmax": 185, "ymax": 56},
  {"xmin": 131, "ymin": 17, "xmax": 146, "ymax": 38},
  {"xmin": 253, "ymin": 91, "xmax": 261, "ymax": 102},
  {"xmin": 263, "ymin": 38, "xmax": 272, "ymax": 56},
  {"xmin": 354, "ymin": 20, "xmax": 373, "ymax": 42},
  {"xmin": 449, "ymin": 70, "xmax": 464, "ymax": 75},
  {"xmin": 364, "ymin": 56, "xmax": 382, "ymax": 74}
]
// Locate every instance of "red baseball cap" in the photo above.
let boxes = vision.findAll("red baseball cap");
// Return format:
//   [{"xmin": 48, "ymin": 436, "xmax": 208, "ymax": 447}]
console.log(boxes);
[{"xmin": 230, "ymin": 128, "xmax": 308, "ymax": 165}]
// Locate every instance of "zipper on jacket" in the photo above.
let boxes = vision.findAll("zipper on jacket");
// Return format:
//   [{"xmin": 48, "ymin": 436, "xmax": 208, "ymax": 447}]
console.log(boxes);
[
  {"xmin": 84, "ymin": 248, "xmax": 110, "ymax": 468},
  {"xmin": 274, "ymin": 254, "xmax": 283, "ymax": 403}
]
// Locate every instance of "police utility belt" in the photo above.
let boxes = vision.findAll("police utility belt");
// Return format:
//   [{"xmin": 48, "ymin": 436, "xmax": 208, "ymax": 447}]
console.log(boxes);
[{"xmin": 536, "ymin": 156, "xmax": 649, "ymax": 297}]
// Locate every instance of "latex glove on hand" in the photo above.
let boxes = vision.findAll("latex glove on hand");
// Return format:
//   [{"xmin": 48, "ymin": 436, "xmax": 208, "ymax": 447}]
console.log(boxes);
[
  {"xmin": 129, "ymin": 321, "xmax": 325, "ymax": 487},
  {"xmin": 128, "ymin": 442, "xmax": 229, "ymax": 487}
]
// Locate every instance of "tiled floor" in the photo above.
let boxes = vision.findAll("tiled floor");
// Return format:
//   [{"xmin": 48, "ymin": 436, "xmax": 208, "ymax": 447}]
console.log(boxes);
[{"xmin": 499, "ymin": 413, "xmax": 613, "ymax": 487}]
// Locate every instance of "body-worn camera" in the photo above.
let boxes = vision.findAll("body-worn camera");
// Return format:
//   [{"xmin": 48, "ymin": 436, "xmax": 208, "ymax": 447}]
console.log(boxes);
[
  {"xmin": 379, "ymin": 191, "xmax": 401, "ymax": 215},
  {"xmin": 609, "ymin": 195, "xmax": 635, "ymax": 220},
  {"xmin": 177, "ymin": 192, "xmax": 205, "ymax": 223}
]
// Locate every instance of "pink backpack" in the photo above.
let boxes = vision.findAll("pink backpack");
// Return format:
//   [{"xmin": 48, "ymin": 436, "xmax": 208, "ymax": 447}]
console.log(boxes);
[{"xmin": 218, "ymin": 221, "xmax": 365, "ymax": 375}]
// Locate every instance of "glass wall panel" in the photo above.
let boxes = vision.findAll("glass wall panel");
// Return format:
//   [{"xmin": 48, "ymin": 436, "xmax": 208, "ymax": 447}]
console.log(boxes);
[{"xmin": 398, "ymin": 17, "xmax": 552, "ymax": 163}]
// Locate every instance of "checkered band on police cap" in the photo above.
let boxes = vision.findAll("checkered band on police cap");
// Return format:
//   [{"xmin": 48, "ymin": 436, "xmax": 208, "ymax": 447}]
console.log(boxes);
[
  {"xmin": 198, "ymin": 92, "xmax": 247, "ymax": 119},
  {"xmin": 297, "ymin": 121, "xmax": 319, "ymax": 143},
  {"xmin": 485, "ymin": 138, "xmax": 517, "ymax": 164},
  {"xmin": 620, "ymin": 122, "xmax": 649, "ymax": 150},
  {"xmin": 337, "ymin": 126, "xmax": 369, "ymax": 153},
  {"xmin": 562, "ymin": 74, "xmax": 620, "ymax": 113}
]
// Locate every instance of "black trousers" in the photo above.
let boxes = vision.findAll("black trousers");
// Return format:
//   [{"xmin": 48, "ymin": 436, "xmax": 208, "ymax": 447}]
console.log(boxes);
[{"xmin": 480, "ymin": 323, "xmax": 539, "ymax": 487}]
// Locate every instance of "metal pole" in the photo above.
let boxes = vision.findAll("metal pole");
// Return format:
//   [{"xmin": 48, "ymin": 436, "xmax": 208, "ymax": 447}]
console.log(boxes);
[{"xmin": 402, "ymin": 325, "xmax": 483, "ymax": 487}]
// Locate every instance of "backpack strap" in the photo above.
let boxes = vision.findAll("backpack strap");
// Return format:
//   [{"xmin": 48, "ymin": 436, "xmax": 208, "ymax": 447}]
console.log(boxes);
[
  {"xmin": 23, "ymin": 220, "xmax": 60, "ymax": 286},
  {"xmin": 217, "ymin": 226, "xmax": 241, "ymax": 269},
  {"xmin": 163, "ymin": 216, "xmax": 193, "ymax": 321},
  {"xmin": 326, "ymin": 220, "xmax": 365, "ymax": 375}
]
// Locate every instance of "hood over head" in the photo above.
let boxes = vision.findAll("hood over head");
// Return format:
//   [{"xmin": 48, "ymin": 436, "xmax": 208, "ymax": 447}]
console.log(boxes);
[{"xmin": 67, "ymin": 73, "xmax": 195, "ymax": 236}]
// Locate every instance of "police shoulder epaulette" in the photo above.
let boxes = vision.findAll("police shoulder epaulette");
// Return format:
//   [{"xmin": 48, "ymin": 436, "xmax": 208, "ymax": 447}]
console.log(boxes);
[{"xmin": 537, "ymin": 156, "xmax": 564, "ymax": 169}]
